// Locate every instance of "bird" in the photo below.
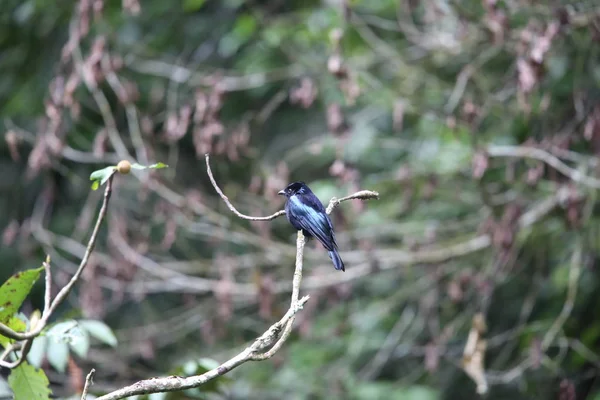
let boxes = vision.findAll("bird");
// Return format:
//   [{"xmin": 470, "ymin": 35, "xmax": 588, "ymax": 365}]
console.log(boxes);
[{"xmin": 278, "ymin": 181, "xmax": 345, "ymax": 272}]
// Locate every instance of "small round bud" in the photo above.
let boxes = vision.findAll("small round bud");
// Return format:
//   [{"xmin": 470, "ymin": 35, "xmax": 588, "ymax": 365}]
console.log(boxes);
[{"xmin": 117, "ymin": 160, "xmax": 131, "ymax": 174}]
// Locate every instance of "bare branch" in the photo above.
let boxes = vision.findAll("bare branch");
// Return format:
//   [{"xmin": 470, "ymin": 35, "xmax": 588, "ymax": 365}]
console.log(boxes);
[
  {"xmin": 127, "ymin": 57, "xmax": 306, "ymax": 91},
  {"xmin": 81, "ymin": 369, "xmax": 96, "ymax": 400},
  {"xmin": 206, "ymin": 153, "xmax": 380, "ymax": 221},
  {"xmin": 205, "ymin": 153, "xmax": 286, "ymax": 221},
  {"xmin": 326, "ymin": 190, "xmax": 380, "ymax": 214},
  {"xmin": 92, "ymin": 166, "xmax": 379, "ymax": 399},
  {"xmin": 251, "ymin": 231, "xmax": 306, "ymax": 360},
  {"xmin": 0, "ymin": 336, "xmax": 31, "ymax": 369},
  {"xmin": 0, "ymin": 176, "xmax": 114, "ymax": 341},
  {"xmin": 93, "ymin": 231, "xmax": 309, "ymax": 400},
  {"xmin": 487, "ymin": 145, "xmax": 600, "ymax": 189},
  {"xmin": 42, "ymin": 256, "xmax": 52, "ymax": 314}
]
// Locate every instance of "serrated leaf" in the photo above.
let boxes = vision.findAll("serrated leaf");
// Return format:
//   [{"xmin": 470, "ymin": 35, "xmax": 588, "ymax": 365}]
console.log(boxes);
[
  {"xmin": 0, "ymin": 267, "xmax": 44, "ymax": 324},
  {"xmin": 27, "ymin": 336, "xmax": 48, "ymax": 368},
  {"xmin": 8, "ymin": 361, "xmax": 52, "ymax": 400},
  {"xmin": 79, "ymin": 320, "xmax": 118, "ymax": 347}
]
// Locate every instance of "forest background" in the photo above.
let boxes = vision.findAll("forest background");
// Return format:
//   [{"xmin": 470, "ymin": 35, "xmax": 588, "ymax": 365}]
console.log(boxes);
[{"xmin": 1, "ymin": 0, "xmax": 600, "ymax": 399}]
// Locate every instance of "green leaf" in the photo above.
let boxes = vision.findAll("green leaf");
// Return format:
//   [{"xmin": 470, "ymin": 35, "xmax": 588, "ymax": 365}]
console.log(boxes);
[
  {"xmin": 130, "ymin": 163, "xmax": 147, "ymax": 170},
  {"xmin": 89, "ymin": 166, "xmax": 116, "ymax": 183},
  {"xmin": 89, "ymin": 166, "xmax": 116, "ymax": 190},
  {"xmin": 27, "ymin": 336, "xmax": 48, "ymax": 368},
  {"xmin": 0, "ymin": 266, "xmax": 44, "ymax": 324},
  {"xmin": 79, "ymin": 320, "xmax": 118, "ymax": 347},
  {"xmin": 8, "ymin": 361, "xmax": 52, "ymax": 400},
  {"xmin": 46, "ymin": 340, "xmax": 69, "ymax": 373},
  {"xmin": 0, "ymin": 314, "xmax": 28, "ymax": 348},
  {"xmin": 148, "ymin": 162, "xmax": 168, "ymax": 169},
  {"xmin": 69, "ymin": 327, "xmax": 90, "ymax": 358},
  {"xmin": 182, "ymin": 0, "xmax": 206, "ymax": 12},
  {"xmin": 46, "ymin": 321, "xmax": 79, "ymax": 373},
  {"xmin": 196, "ymin": 357, "xmax": 220, "ymax": 372},
  {"xmin": 46, "ymin": 320, "xmax": 89, "ymax": 358},
  {"xmin": 46, "ymin": 320, "xmax": 79, "ymax": 342},
  {"xmin": 131, "ymin": 162, "xmax": 169, "ymax": 170}
]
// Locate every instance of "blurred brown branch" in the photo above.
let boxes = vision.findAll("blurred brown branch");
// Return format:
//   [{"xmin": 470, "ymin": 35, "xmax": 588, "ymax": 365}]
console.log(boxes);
[{"xmin": 487, "ymin": 145, "xmax": 600, "ymax": 189}]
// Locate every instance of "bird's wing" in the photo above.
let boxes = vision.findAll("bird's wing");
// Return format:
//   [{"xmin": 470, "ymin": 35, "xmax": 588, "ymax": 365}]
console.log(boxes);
[{"xmin": 289, "ymin": 195, "xmax": 337, "ymax": 251}]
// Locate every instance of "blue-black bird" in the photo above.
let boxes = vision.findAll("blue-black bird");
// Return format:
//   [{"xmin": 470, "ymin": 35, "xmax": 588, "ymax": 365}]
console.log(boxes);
[{"xmin": 278, "ymin": 182, "xmax": 345, "ymax": 272}]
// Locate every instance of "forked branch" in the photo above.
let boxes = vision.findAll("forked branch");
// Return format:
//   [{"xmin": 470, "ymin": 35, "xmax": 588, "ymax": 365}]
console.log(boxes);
[{"xmin": 87, "ymin": 155, "xmax": 379, "ymax": 400}]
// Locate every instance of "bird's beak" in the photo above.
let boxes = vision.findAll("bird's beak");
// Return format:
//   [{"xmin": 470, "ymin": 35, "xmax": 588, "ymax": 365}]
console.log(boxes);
[{"xmin": 277, "ymin": 190, "xmax": 285, "ymax": 196}]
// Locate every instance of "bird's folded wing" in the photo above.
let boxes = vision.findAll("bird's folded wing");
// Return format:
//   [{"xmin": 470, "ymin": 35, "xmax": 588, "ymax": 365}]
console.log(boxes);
[{"xmin": 290, "ymin": 196, "xmax": 337, "ymax": 251}]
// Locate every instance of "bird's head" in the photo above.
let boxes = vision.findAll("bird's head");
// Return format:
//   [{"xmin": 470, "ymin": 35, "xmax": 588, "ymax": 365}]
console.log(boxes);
[{"xmin": 278, "ymin": 181, "xmax": 308, "ymax": 197}]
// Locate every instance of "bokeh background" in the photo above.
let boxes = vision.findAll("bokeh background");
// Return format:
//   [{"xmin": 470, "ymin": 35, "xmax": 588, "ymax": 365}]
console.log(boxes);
[{"xmin": 2, "ymin": 0, "xmax": 600, "ymax": 399}]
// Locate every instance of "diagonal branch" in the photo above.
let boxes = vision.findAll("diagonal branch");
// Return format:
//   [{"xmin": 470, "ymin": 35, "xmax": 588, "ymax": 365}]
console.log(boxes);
[
  {"xmin": 205, "ymin": 154, "xmax": 285, "ymax": 221},
  {"xmin": 92, "ymin": 231, "xmax": 310, "ymax": 400},
  {"xmin": 0, "ymin": 177, "xmax": 114, "ymax": 342},
  {"xmin": 487, "ymin": 145, "xmax": 600, "ymax": 189}
]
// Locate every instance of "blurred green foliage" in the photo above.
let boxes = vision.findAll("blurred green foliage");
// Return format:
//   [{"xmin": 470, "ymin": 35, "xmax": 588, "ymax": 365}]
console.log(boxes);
[{"xmin": 2, "ymin": 0, "xmax": 600, "ymax": 399}]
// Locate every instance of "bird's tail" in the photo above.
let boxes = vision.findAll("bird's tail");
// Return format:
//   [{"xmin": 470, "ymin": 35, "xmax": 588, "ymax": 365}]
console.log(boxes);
[{"xmin": 328, "ymin": 250, "xmax": 345, "ymax": 272}]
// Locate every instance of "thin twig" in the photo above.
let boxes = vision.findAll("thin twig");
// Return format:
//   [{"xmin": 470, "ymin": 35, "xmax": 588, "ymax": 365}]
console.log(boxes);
[
  {"xmin": 541, "ymin": 238, "xmax": 582, "ymax": 350},
  {"xmin": 0, "ymin": 177, "xmax": 114, "ymax": 341},
  {"xmin": 43, "ymin": 256, "xmax": 52, "ymax": 314},
  {"xmin": 487, "ymin": 145, "xmax": 600, "ymax": 189},
  {"xmin": 81, "ymin": 369, "xmax": 96, "ymax": 400},
  {"xmin": 93, "ymin": 158, "xmax": 379, "ymax": 399},
  {"xmin": 0, "ymin": 338, "xmax": 31, "ymax": 369},
  {"xmin": 205, "ymin": 154, "xmax": 286, "ymax": 221},
  {"xmin": 326, "ymin": 190, "xmax": 380, "ymax": 214}
]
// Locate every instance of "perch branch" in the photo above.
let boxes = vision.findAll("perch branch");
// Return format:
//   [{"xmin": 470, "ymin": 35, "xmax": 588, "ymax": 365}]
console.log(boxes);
[
  {"xmin": 90, "ymin": 159, "xmax": 379, "ymax": 399},
  {"xmin": 206, "ymin": 153, "xmax": 379, "ymax": 221},
  {"xmin": 92, "ymin": 232, "xmax": 309, "ymax": 400},
  {"xmin": 205, "ymin": 154, "xmax": 285, "ymax": 221},
  {"xmin": 251, "ymin": 231, "xmax": 306, "ymax": 360}
]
